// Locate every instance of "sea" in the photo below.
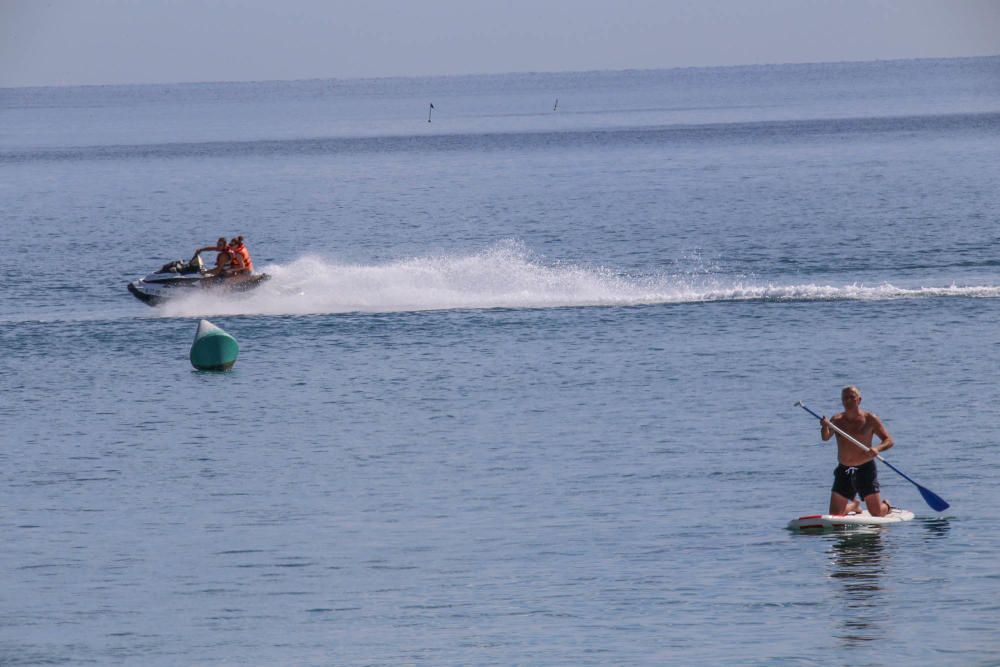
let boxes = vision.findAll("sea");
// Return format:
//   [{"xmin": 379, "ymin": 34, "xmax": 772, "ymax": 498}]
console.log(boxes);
[{"xmin": 2, "ymin": 56, "xmax": 1000, "ymax": 666}]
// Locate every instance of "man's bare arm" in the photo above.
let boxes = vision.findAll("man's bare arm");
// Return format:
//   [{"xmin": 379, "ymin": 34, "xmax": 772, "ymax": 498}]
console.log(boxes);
[{"xmin": 870, "ymin": 414, "xmax": 894, "ymax": 455}]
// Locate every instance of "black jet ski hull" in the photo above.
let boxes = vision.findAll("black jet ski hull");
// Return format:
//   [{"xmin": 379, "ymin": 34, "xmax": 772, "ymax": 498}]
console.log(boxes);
[{"xmin": 127, "ymin": 273, "xmax": 271, "ymax": 306}]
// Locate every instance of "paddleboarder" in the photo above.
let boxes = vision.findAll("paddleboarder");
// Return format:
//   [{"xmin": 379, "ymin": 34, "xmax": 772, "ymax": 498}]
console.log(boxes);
[{"xmin": 820, "ymin": 385, "xmax": 894, "ymax": 517}]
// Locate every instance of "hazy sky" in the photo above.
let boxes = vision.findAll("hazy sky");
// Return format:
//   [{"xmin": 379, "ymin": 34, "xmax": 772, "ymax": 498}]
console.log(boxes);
[{"xmin": 2, "ymin": 0, "xmax": 998, "ymax": 87}]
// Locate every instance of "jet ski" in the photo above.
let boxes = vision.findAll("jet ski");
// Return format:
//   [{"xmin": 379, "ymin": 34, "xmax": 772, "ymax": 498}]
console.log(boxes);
[{"xmin": 127, "ymin": 255, "xmax": 270, "ymax": 306}]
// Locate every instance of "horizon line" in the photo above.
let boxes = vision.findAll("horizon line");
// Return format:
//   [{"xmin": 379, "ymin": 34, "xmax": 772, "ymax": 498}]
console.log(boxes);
[{"xmin": 3, "ymin": 53, "xmax": 998, "ymax": 92}]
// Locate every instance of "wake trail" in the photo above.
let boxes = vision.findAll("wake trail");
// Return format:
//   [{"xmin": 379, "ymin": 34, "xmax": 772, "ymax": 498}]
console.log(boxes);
[{"xmin": 156, "ymin": 242, "xmax": 1000, "ymax": 318}]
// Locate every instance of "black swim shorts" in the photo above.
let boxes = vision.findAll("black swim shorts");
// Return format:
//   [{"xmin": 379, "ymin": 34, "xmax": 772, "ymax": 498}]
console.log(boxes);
[{"xmin": 832, "ymin": 460, "xmax": 880, "ymax": 499}]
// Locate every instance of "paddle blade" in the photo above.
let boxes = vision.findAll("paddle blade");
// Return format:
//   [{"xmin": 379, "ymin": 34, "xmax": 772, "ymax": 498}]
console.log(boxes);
[{"xmin": 918, "ymin": 485, "xmax": 950, "ymax": 512}]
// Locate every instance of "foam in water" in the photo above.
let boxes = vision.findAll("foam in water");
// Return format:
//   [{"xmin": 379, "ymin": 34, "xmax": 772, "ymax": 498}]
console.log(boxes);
[{"xmin": 157, "ymin": 241, "xmax": 1000, "ymax": 318}]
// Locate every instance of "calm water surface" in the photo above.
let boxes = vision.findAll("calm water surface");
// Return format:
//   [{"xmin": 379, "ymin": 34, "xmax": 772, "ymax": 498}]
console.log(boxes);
[{"xmin": 2, "ymin": 57, "xmax": 1000, "ymax": 665}]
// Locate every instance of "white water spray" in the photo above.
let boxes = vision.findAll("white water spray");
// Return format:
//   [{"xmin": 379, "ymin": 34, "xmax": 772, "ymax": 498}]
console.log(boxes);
[{"xmin": 157, "ymin": 241, "xmax": 1000, "ymax": 318}]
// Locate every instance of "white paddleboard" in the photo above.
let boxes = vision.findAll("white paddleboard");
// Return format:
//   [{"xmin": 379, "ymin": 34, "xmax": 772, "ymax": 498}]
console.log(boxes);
[{"xmin": 788, "ymin": 508, "xmax": 915, "ymax": 530}]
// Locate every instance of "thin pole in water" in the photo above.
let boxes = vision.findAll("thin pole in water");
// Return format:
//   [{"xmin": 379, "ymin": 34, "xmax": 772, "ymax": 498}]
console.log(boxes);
[{"xmin": 428, "ymin": 102, "xmax": 434, "ymax": 123}]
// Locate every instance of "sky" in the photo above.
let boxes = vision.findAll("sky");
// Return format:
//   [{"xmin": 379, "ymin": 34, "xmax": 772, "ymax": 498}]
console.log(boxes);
[{"xmin": 1, "ymin": 0, "xmax": 999, "ymax": 87}]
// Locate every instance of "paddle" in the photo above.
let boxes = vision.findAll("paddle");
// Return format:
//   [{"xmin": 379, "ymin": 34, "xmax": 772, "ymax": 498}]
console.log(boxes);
[{"xmin": 795, "ymin": 401, "xmax": 949, "ymax": 512}]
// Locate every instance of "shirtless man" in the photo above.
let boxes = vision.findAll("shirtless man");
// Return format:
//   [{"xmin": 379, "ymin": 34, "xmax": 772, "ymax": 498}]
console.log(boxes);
[
  {"xmin": 820, "ymin": 385, "xmax": 894, "ymax": 516},
  {"xmin": 191, "ymin": 238, "xmax": 234, "ymax": 278}
]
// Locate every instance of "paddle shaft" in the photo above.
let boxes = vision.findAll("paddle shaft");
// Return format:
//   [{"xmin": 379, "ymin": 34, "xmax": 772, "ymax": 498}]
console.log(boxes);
[{"xmin": 797, "ymin": 402, "xmax": 885, "ymax": 460}]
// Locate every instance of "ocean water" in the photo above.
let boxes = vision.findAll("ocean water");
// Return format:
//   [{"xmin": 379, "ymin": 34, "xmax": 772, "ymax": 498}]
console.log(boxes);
[{"xmin": 2, "ymin": 57, "xmax": 1000, "ymax": 665}]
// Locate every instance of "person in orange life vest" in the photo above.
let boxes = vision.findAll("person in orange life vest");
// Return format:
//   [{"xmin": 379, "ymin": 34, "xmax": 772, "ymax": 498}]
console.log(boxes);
[{"xmin": 227, "ymin": 236, "xmax": 254, "ymax": 274}]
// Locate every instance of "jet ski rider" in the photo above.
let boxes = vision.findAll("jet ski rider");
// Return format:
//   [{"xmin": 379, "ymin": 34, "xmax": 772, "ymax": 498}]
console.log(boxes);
[
  {"xmin": 191, "ymin": 237, "xmax": 235, "ymax": 278},
  {"xmin": 227, "ymin": 236, "xmax": 254, "ymax": 274}
]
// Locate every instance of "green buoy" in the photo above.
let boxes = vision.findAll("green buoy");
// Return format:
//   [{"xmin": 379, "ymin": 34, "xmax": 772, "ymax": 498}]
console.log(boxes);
[{"xmin": 190, "ymin": 319, "xmax": 239, "ymax": 371}]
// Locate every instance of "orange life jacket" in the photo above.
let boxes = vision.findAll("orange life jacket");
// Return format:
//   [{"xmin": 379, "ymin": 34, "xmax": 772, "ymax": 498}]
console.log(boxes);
[{"xmin": 230, "ymin": 243, "xmax": 253, "ymax": 272}]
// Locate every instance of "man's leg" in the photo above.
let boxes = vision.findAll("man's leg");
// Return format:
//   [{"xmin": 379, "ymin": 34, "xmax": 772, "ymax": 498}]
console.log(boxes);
[
  {"xmin": 829, "ymin": 492, "xmax": 855, "ymax": 515},
  {"xmin": 863, "ymin": 492, "xmax": 890, "ymax": 517},
  {"xmin": 858, "ymin": 462, "xmax": 887, "ymax": 516}
]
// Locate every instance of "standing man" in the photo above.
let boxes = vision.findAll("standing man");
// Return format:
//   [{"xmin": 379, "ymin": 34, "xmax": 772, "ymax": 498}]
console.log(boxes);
[{"xmin": 820, "ymin": 385, "xmax": 894, "ymax": 516}]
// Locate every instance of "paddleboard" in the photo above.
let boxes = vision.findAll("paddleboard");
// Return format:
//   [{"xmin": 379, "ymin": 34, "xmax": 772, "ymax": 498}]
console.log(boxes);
[{"xmin": 788, "ymin": 508, "xmax": 915, "ymax": 530}]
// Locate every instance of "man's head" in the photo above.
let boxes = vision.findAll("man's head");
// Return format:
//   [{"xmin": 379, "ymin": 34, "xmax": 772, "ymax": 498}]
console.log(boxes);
[
  {"xmin": 841, "ymin": 385, "xmax": 861, "ymax": 408},
  {"xmin": 216, "ymin": 237, "xmax": 227, "ymax": 249}
]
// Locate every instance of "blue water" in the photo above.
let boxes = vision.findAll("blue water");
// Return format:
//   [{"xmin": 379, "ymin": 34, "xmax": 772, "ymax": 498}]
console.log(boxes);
[{"xmin": 2, "ymin": 57, "xmax": 1000, "ymax": 665}]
